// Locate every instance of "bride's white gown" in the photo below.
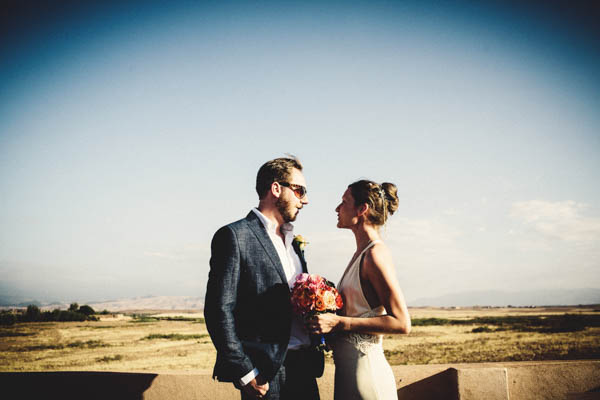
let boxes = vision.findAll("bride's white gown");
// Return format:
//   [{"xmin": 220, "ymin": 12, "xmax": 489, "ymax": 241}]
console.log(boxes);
[{"xmin": 331, "ymin": 240, "xmax": 397, "ymax": 400}]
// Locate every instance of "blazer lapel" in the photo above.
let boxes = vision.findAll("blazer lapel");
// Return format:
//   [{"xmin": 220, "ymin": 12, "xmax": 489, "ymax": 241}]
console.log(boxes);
[
  {"xmin": 292, "ymin": 240, "xmax": 308, "ymax": 274},
  {"xmin": 245, "ymin": 211, "xmax": 288, "ymax": 284}
]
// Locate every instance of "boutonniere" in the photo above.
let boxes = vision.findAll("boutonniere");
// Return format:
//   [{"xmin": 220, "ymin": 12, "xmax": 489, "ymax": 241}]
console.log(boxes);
[{"xmin": 293, "ymin": 235, "xmax": 309, "ymax": 251}]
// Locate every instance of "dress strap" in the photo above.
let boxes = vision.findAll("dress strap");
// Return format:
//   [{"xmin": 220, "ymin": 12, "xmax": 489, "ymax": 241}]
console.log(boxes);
[
  {"xmin": 358, "ymin": 239, "xmax": 380, "ymax": 258},
  {"xmin": 338, "ymin": 240, "xmax": 382, "ymax": 289}
]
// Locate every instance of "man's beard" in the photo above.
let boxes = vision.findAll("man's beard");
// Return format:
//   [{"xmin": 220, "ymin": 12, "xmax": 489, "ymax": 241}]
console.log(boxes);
[{"xmin": 276, "ymin": 196, "xmax": 298, "ymax": 223}]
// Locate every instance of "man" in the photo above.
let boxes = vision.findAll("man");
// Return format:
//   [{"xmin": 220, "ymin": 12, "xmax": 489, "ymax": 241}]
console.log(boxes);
[{"xmin": 205, "ymin": 157, "xmax": 323, "ymax": 400}]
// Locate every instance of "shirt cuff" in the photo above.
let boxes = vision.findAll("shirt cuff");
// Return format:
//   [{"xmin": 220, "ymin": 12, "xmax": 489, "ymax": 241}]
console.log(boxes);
[{"xmin": 239, "ymin": 368, "xmax": 260, "ymax": 386}]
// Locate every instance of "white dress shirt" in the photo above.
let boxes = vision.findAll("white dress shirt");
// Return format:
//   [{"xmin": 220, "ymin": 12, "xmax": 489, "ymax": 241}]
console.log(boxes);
[{"xmin": 239, "ymin": 208, "xmax": 311, "ymax": 386}]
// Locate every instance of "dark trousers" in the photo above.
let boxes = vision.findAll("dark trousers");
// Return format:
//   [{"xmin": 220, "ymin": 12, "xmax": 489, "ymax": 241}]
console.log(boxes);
[{"xmin": 241, "ymin": 348, "xmax": 320, "ymax": 400}]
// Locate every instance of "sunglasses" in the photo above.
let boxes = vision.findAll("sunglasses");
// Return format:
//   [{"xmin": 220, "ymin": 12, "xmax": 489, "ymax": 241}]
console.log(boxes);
[{"xmin": 279, "ymin": 182, "xmax": 307, "ymax": 199}]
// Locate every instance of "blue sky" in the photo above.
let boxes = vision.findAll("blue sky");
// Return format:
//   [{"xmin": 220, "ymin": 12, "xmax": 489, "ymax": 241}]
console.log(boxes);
[{"xmin": 1, "ymin": 0, "xmax": 599, "ymax": 304}]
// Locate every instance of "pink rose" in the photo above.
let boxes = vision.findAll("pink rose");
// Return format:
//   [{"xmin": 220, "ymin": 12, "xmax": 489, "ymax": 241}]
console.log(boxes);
[
  {"xmin": 308, "ymin": 274, "xmax": 322, "ymax": 285},
  {"xmin": 295, "ymin": 273, "xmax": 309, "ymax": 284},
  {"xmin": 308, "ymin": 283, "xmax": 320, "ymax": 293}
]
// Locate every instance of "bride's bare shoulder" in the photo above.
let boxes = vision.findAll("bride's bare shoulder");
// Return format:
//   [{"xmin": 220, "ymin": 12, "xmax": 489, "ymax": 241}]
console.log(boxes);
[{"xmin": 363, "ymin": 242, "xmax": 393, "ymax": 270}]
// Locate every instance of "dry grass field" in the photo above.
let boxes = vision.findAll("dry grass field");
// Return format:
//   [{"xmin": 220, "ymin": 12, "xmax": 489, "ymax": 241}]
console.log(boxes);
[
  {"xmin": 1, "ymin": 306, "xmax": 599, "ymax": 372},
  {"xmin": 0, "ymin": 313, "xmax": 215, "ymax": 372},
  {"xmin": 384, "ymin": 306, "xmax": 600, "ymax": 365}
]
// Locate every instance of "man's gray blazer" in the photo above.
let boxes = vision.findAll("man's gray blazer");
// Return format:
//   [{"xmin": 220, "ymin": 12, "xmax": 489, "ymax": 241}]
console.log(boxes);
[{"xmin": 204, "ymin": 211, "xmax": 320, "ymax": 384}]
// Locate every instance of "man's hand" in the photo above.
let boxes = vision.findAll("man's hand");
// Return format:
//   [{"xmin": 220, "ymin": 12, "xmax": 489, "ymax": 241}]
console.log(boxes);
[{"xmin": 241, "ymin": 375, "xmax": 269, "ymax": 398}]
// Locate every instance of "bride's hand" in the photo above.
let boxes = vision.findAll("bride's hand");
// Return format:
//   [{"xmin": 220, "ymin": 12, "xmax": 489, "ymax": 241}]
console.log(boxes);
[{"xmin": 308, "ymin": 313, "xmax": 341, "ymax": 334}]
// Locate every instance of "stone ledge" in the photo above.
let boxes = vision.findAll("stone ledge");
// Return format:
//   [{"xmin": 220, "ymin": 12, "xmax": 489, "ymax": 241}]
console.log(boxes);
[
  {"xmin": 394, "ymin": 361, "xmax": 600, "ymax": 400},
  {"xmin": 1, "ymin": 360, "xmax": 598, "ymax": 399},
  {"xmin": 395, "ymin": 365, "xmax": 509, "ymax": 399}
]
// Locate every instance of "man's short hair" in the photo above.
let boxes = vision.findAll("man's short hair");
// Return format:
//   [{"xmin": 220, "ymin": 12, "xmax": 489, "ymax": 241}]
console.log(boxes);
[{"xmin": 256, "ymin": 157, "xmax": 303, "ymax": 199}]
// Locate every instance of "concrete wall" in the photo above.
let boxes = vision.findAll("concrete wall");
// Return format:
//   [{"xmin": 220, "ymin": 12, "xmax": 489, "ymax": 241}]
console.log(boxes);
[
  {"xmin": 2, "ymin": 360, "xmax": 599, "ymax": 400},
  {"xmin": 393, "ymin": 361, "xmax": 600, "ymax": 399}
]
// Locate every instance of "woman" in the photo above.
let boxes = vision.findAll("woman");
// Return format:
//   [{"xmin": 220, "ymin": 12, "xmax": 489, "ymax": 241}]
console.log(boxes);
[{"xmin": 308, "ymin": 180, "xmax": 411, "ymax": 400}]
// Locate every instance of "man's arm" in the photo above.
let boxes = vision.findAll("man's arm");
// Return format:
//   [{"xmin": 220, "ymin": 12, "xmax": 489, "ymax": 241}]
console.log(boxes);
[{"xmin": 204, "ymin": 225, "xmax": 255, "ymax": 380}]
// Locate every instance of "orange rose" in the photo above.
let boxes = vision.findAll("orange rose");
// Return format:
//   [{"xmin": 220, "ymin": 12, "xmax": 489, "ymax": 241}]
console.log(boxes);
[
  {"xmin": 299, "ymin": 292, "xmax": 313, "ymax": 310},
  {"xmin": 335, "ymin": 293, "xmax": 343, "ymax": 309},
  {"xmin": 314, "ymin": 297, "xmax": 326, "ymax": 312}
]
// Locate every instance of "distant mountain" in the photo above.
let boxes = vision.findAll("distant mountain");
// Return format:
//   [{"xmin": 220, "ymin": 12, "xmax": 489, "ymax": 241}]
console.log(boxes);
[
  {"xmin": 409, "ymin": 288, "xmax": 600, "ymax": 307},
  {"xmin": 3, "ymin": 289, "xmax": 599, "ymax": 311},
  {"xmin": 0, "ymin": 295, "xmax": 42, "ymax": 307},
  {"xmin": 0, "ymin": 294, "xmax": 204, "ymax": 311},
  {"xmin": 87, "ymin": 296, "xmax": 204, "ymax": 311}
]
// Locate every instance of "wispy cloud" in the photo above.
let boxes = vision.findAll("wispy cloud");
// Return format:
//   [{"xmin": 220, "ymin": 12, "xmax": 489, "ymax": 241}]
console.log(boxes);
[
  {"xmin": 143, "ymin": 242, "xmax": 211, "ymax": 262},
  {"xmin": 510, "ymin": 200, "xmax": 600, "ymax": 244},
  {"xmin": 385, "ymin": 217, "xmax": 462, "ymax": 251},
  {"xmin": 143, "ymin": 252, "xmax": 184, "ymax": 260},
  {"xmin": 382, "ymin": 217, "xmax": 482, "ymax": 295}
]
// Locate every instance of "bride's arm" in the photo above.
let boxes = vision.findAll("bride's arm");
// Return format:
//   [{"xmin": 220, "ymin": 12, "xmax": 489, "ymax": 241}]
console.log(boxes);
[{"xmin": 310, "ymin": 246, "xmax": 411, "ymax": 335}]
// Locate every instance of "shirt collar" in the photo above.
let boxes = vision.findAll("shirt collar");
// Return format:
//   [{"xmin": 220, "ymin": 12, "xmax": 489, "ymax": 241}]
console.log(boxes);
[{"xmin": 252, "ymin": 208, "xmax": 294, "ymax": 236}]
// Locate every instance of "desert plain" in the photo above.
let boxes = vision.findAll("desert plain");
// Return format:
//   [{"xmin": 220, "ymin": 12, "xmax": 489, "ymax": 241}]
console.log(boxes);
[{"xmin": 1, "ymin": 306, "xmax": 599, "ymax": 372}]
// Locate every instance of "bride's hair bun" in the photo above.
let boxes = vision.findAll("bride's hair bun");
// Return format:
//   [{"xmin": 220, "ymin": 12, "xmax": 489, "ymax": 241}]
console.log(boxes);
[
  {"xmin": 381, "ymin": 182, "xmax": 399, "ymax": 216},
  {"xmin": 348, "ymin": 179, "xmax": 399, "ymax": 226}
]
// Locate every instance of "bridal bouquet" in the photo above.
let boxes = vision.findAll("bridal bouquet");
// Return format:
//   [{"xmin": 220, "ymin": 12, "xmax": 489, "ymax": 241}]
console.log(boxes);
[{"xmin": 290, "ymin": 273, "xmax": 343, "ymax": 349}]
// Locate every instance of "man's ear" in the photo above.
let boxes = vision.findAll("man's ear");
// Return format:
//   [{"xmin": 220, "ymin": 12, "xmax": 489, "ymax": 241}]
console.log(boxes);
[{"xmin": 270, "ymin": 182, "xmax": 282, "ymax": 198}]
